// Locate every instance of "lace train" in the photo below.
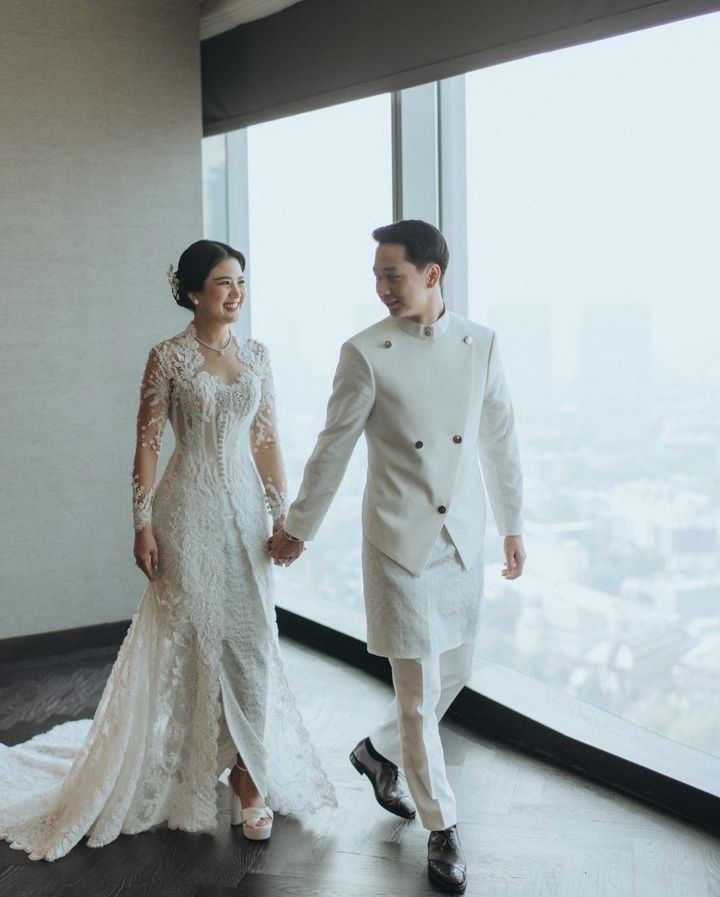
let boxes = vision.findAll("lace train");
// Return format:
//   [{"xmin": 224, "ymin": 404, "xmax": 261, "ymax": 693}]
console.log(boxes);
[
  {"xmin": 0, "ymin": 324, "xmax": 337, "ymax": 862},
  {"xmin": 0, "ymin": 590, "xmax": 336, "ymax": 862}
]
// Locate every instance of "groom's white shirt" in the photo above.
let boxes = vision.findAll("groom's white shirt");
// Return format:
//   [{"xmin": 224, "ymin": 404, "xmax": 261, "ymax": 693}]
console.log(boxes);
[{"xmin": 285, "ymin": 309, "xmax": 523, "ymax": 576}]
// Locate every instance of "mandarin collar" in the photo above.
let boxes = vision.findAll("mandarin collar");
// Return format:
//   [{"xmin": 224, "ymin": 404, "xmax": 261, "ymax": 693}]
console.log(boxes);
[{"xmin": 395, "ymin": 305, "xmax": 450, "ymax": 341}]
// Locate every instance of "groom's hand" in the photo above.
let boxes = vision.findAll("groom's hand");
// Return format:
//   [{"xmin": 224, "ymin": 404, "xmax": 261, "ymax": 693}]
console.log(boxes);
[
  {"xmin": 268, "ymin": 529, "xmax": 305, "ymax": 567},
  {"xmin": 502, "ymin": 535, "xmax": 526, "ymax": 580}
]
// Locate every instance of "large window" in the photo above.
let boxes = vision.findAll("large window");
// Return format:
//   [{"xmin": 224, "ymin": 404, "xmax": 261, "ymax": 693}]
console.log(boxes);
[
  {"xmin": 466, "ymin": 13, "xmax": 720, "ymax": 758},
  {"xmin": 245, "ymin": 95, "xmax": 393, "ymax": 634},
  {"xmin": 201, "ymin": 11, "xmax": 720, "ymax": 786}
]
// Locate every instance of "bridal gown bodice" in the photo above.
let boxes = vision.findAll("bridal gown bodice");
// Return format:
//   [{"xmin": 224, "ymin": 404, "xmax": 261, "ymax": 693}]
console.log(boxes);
[
  {"xmin": 0, "ymin": 323, "xmax": 336, "ymax": 862},
  {"xmin": 135, "ymin": 325, "xmax": 284, "ymax": 634},
  {"xmin": 152, "ymin": 332, "xmax": 273, "ymax": 521}
]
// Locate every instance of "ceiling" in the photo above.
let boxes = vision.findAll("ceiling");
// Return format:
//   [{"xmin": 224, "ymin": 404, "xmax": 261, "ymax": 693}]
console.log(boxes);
[{"xmin": 200, "ymin": 0, "xmax": 306, "ymax": 39}]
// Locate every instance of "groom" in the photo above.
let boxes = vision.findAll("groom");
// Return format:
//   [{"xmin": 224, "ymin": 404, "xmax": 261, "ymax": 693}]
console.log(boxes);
[{"xmin": 271, "ymin": 219, "xmax": 525, "ymax": 894}]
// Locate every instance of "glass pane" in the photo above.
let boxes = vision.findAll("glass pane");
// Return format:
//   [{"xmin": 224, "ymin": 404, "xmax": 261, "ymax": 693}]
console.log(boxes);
[
  {"xmin": 202, "ymin": 134, "xmax": 227, "ymax": 241},
  {"xmin": 466, "ymin": 13, "xmax": 720, "ymax": 757},
  {"xmin": 245, "ymin": 95, "xmax": 393, "ymax": 635}
]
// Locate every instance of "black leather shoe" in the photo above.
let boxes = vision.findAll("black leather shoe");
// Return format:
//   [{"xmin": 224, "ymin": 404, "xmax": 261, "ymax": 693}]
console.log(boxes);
[
  {"xmin": 349, "ymin": 737, "xmax": 416, "ymax": 819},
  {"xmin": 427, "ymin": 825, "xmax": 467, "ymax": 894}
]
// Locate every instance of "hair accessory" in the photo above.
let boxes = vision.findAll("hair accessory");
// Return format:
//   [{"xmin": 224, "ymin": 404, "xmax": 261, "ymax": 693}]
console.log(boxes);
[{"xmin": 166, "ymin": 264, "xmax": 180, "ymax": 301}]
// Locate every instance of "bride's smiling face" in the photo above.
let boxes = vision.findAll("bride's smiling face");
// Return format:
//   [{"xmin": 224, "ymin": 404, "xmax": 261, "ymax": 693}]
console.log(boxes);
[{"xmin": 190, "ymin": 258, "xmax": 246, "ymax": 323}]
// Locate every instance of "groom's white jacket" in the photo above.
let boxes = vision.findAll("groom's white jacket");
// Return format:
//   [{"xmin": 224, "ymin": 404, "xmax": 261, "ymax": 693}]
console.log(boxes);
[{"xmin": 285, "ymin": 309, "xmax": 523, "ymax": 576}]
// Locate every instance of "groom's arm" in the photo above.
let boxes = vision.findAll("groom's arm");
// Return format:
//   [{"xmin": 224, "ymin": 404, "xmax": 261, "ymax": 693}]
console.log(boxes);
[
  {"xmin": 477, "ymin": 333, "xmax": 526, "ymax": 579},
  {"xmin": 284, "ymin": 340, "xmax": 375, "ymax": 542},
  {"xmin": 477, "ymin": 332, "xmax": 524, "ymax": 540}
]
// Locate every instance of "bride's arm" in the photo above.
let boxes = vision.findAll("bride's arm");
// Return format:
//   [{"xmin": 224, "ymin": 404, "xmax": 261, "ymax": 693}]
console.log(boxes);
[
  {"xmin": 250, "ymin": 344, "xmax": 288, "ymax": 531},
  {"xmin": 132, "ymin": 347, "xmax": 170, "ymax": 577}
]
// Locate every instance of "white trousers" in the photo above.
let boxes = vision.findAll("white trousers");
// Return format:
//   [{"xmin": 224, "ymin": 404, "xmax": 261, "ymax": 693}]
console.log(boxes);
[{"xmin": 369, "ymin": 639, "xmax": 475, "ymax": 831}]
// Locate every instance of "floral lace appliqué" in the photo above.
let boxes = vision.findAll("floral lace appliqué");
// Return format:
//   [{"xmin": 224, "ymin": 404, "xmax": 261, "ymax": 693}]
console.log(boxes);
[{"xmin": 0, "ymin": 324, "xmax": 335, "ymax": 863}]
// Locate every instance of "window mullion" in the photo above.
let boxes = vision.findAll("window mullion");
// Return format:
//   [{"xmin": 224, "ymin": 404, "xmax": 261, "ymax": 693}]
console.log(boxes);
[{"xmin": 226, "ymin": 129, "xmax": 251, "ymax": 340}]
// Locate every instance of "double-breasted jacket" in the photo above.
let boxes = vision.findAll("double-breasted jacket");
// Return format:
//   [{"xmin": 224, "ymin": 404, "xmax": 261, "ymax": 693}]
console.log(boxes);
[{"xmin": 285, "ymin": 309, "xmax": 523, "ymax": 577}]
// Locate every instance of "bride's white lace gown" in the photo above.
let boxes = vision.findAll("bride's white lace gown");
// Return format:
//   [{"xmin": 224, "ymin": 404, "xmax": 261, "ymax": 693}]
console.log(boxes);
[{"xmin": 0, "ymin": 322, "xmax": 336, "ymax": 861}]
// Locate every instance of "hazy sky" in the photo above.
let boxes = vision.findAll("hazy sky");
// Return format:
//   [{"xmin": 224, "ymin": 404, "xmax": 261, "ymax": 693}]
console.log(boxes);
[{"xmin": 466, "ymin": 11, "xmax": 720, "ymax": 375}]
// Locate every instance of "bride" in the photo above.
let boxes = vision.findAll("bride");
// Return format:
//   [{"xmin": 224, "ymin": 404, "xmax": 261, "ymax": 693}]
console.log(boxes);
[{"xmin": 0, "ymin": 240, "xmax": 336, "ymax": 861}]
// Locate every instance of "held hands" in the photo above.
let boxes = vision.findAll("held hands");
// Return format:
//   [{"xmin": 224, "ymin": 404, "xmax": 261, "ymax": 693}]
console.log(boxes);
[
  {"xmin": 502, "ymin": 535, "xmax": 526, "ymax": 580},
  {"xmin": 134, "ymin": 527, "xmax": 159, "ymax": 580},
  {"xmin": 267, "ymin": 529, "xmax": 524, "ymax": 575},
  {"xmin": 267, "ymin": 521, "xmax": 305, "ymax": 567}
]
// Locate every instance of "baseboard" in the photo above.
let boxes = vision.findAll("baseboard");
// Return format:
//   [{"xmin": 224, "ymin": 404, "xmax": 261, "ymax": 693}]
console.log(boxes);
[
  {"xmin": 2, "ymin": 608, "xmax": 718, "ymax": 833},
  {"xmin": 0, "ymin": 619, "xmax": 131, "ymax": 664},
  {"xmin": 277, "ymin": 608, "xmax": 720, "ymax": 835}
]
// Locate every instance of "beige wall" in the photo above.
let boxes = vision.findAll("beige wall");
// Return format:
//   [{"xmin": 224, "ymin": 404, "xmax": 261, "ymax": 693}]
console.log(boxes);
[{"xmin": 0, "ymin": 1, "xmax": 202, "ymax": 637}]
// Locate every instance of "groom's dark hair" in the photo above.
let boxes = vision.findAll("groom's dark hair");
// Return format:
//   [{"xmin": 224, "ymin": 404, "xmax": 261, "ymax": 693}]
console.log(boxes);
[{"xmin": 372, "ymin": 220, "xmax": 450, "ymax": 279}]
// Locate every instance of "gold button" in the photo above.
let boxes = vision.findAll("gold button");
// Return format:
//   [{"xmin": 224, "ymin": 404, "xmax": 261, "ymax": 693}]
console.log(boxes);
[
  {"xmin": 453, "ymin": 434, "xmax": 463, "ymax": 444},
  {"xmin": 437, "ymin": 505, "xmax": 447, "ymax": 514},
  {"xmin": 463, "ymin": 335, "xmax": 472, "ymax": 345},
  {"xmin": 383, "ymin": 340, "xmax": 392, "ymax": 348},
  {"xmin": 415, "ymin": 440, "xmax": 424, "ymax": 449}
]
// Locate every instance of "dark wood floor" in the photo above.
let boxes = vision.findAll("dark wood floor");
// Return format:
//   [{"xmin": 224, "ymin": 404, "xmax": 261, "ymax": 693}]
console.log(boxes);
[{"xmin": 1, "ymin": 639, "xmax": 718, "ymax": 897}]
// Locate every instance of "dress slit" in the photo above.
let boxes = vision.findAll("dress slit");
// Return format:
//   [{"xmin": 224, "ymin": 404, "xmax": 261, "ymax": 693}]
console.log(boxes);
[{"xmin": 215, "ymin": 518, "xmax": 272, "ymax": 800}]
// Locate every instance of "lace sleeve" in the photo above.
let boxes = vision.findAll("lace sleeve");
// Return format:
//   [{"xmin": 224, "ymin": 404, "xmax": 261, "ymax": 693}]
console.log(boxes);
[
  {"xmin": 250, "ymin": 343, "xmax": 288, "ymax": 523},
  {"xmin": 132, "ymin": 346, "xmax": 170, "ymax": 532}
]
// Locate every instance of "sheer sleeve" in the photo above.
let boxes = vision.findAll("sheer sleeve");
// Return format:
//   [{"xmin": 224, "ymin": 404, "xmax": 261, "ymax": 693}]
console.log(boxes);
[
  {"xmin": 250, "ymin": 343, "xmax": 288, "ymax": 523},
  {"xmin": 132, "ymin": 346, "xmax": 171, "ymax": 532}
]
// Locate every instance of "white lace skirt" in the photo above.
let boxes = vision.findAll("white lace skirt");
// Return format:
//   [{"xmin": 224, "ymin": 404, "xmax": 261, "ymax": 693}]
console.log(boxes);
[{"xmin": 0, "ymin": 512, "xmax": 335, "ymax": 862}]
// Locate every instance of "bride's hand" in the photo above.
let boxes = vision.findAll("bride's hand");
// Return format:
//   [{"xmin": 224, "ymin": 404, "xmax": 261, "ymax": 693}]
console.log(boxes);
[
  {"xmin": 269, "ymin": 529, "xmax": 305, "ymax": 567},
  {"xmin": 134, "ymin": 527, "xmax": 159, "ymax": 580}
]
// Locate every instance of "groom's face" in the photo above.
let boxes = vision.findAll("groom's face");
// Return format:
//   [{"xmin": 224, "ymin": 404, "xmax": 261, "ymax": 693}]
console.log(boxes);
[{"xmin": 373, "ymin": 243, "xmax": 433, "ymax": 321}]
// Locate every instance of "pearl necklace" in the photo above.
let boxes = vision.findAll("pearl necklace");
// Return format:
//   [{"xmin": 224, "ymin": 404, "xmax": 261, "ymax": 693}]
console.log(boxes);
[{"xmin": 194, "ymin": 330, "xmax": 233, "ymax": 357}]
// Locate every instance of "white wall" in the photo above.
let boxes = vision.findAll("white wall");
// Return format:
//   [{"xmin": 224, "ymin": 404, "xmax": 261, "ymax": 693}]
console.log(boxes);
[{"xmin": 0, "ymin": 0, "xmax": 202, "ymax": 637}]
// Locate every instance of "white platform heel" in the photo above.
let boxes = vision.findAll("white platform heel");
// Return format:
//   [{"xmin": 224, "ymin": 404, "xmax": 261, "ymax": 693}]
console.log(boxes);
[
  {"xmin": 229, "ymin": 762, "xmax": 274, "ymax": 840},
  {"xmin": 238, "ymin": 805, "xmax": 274, "ymax": 840}
]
